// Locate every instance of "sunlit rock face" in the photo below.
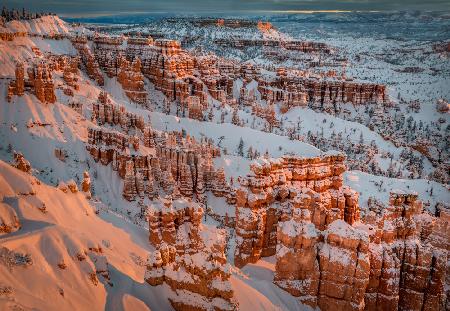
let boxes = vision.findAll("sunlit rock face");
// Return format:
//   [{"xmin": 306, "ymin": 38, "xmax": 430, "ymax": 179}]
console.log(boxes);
[
  {"xmin": 117, "ymin": 56, "xmax": 147, "ymax": 105},
  {"xmin": 7, "ymin": 53, "xmax": 81, "ymax": 104},
  {"xmin": 234, "ymin": 153, "xmax": 357, "ymax": 267},
  {"xmin": 7, "ymin": 62, "xmax": 25, "ymax": 101},
  {"xmin": 133, "ymin": 38, "xmax": 196, "ymax": 104},
  {"xmin": 86, "ymin": 93, "xmax": 228, "ymax": 203},
  {"xmin": 364, "ymin": 192, "xmax": 448, "ymax": 311},
  {"xmin": 8, "ymin": 61, "xmax": 56, "ymax": 104},
  {"xmin": 145, "ymin": 198, "xmax": 237, "ymax": 311},
  {"xmin": 28, "ymin": 61, "xmax": 56, "ymax": 104},
  {"xmin": 13, "ymin": 152, "xmax": 32, "ymax": 174},
  {"xmin": 234, "ymin": 152, "xmax": 448, "ymax": 310},
  {"xmin": 71, "ymin": 36, "xmax": 105, "ymax": 86},
  {"xmin": 273, "ymin": 190, "xmax": 449, "ymax": 310},
  {"xmin": 233, "ymin": 152, "xmax": 367, "ymax": 308},
  {"xmin": 258, "ymin": 70, "xmax": 388, "ymax": 114},
  {"xmin": 275, "ymin": 212, "xmax": 370, "ymax": 310}
]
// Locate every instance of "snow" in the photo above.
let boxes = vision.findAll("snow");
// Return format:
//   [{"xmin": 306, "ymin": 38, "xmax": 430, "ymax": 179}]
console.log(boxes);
[
  {"xmin": 31, "ymin": 37, "xmax": 77, "ymax": 55},
  {"xmin": 6, "ymin": 16, "xmax": 72, "ymax": 36},
  {"xmin": 326, "ymin": 219, "xmax": 368, "ymax": 242},
  {"xmin": 0, "ymin": 13, "xmax": 448, "ymax": 311},
  {"xmin": 234, "ymin": 256, "xmax": 313, "ymax": 311},
  {"xmin": 165, "ymin": 265, "xmax": 196, "ymax": 284},
  {"xmin": 344, "ymin": 170, "xmax": 449, "ymax": 214},
  {"xmin": 207, "ymin": 193, "xmax": 235, "ymax": 217},
  {"xmin": 214, "ymin": 154, "xmax": 251, "ymax": 180},
  {"xmin": 0, "ymin": 159, "xmax": 161, "ymax": 311},
  {"xmin": 148, "ymin": 111, "xmax": 321, "ymax": 158},
  {"xmin": 282, "ymin": 105, "xmax": 436, "ymax": 175},
  {"xmin": 0, "ymin": 202, "xmax": 19, "ymax": 234},
  {"xmin": 122, "ymin": 294, "xmax": 151, "ymax": 311},
  {"xmin": 280, "ymin": 220, "xmax": 318, "ymax": 239}
]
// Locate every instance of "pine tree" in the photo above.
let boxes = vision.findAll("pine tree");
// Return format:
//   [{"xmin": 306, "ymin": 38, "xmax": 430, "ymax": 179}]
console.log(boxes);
[
  {"xmin": 208, "ymin": 108, "xmax": 213, "ymax": 121},
  {"xmin": 247, "ymin": 146, "xmax": 253, "ymax": 159},
  {"xmin": 237, "ymin": 138, "xmax": 244, "ymax": 157},
  {"xmin": 232, "ymin": 109, "xmax": 240, "ymax": 126}
]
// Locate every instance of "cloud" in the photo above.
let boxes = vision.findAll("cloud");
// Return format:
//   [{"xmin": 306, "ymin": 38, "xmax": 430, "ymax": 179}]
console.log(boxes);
[{"xmin": 3, "ymin": 0, "xmax": 450, "ymax": 15}]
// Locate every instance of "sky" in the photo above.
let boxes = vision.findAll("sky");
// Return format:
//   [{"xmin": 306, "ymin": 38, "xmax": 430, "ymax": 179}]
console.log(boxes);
[{"xmin": 4, "ymin": 0, "xmax": 450, "ymax": 16}]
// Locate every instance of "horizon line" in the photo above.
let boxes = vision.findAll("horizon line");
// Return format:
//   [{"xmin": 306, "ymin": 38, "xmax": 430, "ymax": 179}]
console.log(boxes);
[{"xmin": 59, "ymin": 9, "xmax": 450, "ymax": 19}]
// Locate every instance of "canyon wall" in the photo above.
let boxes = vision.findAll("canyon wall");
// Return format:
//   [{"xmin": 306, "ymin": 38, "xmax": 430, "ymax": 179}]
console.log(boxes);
[
  {"xmin": 363, "ymin": 192, "xmax": 448, "ymax": 311},
  {"xmin": 258, "ymin": 74, "xmax": 388, "ymax": 113},
  {"xmin": 145, "ymin": 198, "xmax": 237, "ymax": 311},
  {"xmin": 71, "ymin": 36, "xmax": 104, "ymax": 86},
  {"xmin": 86, "ymin": 92, "xmax": 236, "ymax": 204},
  {"xmin": 8, "ymin": 61, "xmax": 56, "ymax": 103},
  {"xmin": 234, "ymin": 153, "xmax": 448, "ymax": 310},
  {"xmin": 117, "ymin": 56, "xmax": 147, "ymax": 105},
  {"xmin": 7, "ymin": 53, "xmax": 80, "ymax": 103},
  {"xmin": 68, "ymin": 34, "xmax": 390, "ymax": 120},
  {"xmin": 234, "ymin": 153, "xmax": 356, "ymax": 267}
]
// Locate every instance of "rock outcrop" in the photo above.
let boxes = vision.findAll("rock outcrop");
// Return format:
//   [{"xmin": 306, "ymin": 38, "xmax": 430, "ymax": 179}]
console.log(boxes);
[
  {"xmin": 0, "ymin": 202, "xmax": 21, "ymax": 235},
  {"xmin": 93, "ymin": 36, "xmax": 125, "ymax": 78},
  {"xmin": 187, "ymin": 95, "xmax": 204, "ymax": 120},
  {"xmin": 117, "ymin": 56, "xmax": 147, "ymax": 105},
  {"xmin": 81, "ymin": 171, "xmax": 91, "ymax": 199},
  {"xmin": 92, "ymin": 91, "xmax": 145, "ymax": 131},
  {"xmin": 214, "ymin": 38, "xmax": 332, "ymax": 54},
  {"xmin": 27, "ymin": 61, "xmax": 56, "ymax": 104},
  {"xmin": 275, "ymin": 211, "xmax": 370, "ymax": 310},
  {"xmin": 68, "ymin": 32, "xmax": 389, "ymax": 123},
  {"xmin": 91, "ymin": 36, "xmax": 199, "ymax": 108},
  {"xmin": 7, "ymin": 62, "xmax": 25, "ymax": 102},
  {"xmin": 123, "ymin": 160, "xmax": 138, "ymax": 201},
  {"xmin": 8, "ymin": 61, "xmax": 56, "ymax": 104},
  {"xmin": 71, "ymin": 36, "xmax": 104, "ymax": 86},
  {"xmin": 436, "ymin": 99, "xmax": 449, "ymax": 113},
  {"xmin": 363, "ymin": 192, "xmax": 448, "ymax": 311},
  {"xmin": 145, "ymin": 198, "xmax": 237, "ymax": 311},
  {"xmin": 234, "ymin": 152, "xmax": 448, "ymax": 310},
  {"xmin": 234, "ymin": 153, "xmax": 357, "ymax": 267},
  {"xmin": 140, "ymin": 39, "xmax": 196, "ymax": 103},
  {"xmin": 13, "ymin": 152, "xmax": 32, "ymax": 174},
  {"xmin": 86, "ymin": 97, "xmax": 232, "ymax": 203},
  {"xmin": 258, "ymin": 72, "xmax": 388, "ymax": 113}
]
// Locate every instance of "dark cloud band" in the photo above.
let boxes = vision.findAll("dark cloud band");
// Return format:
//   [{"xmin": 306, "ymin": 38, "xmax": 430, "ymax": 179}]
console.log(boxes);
[{"xmin": 3, "ymin": 0, "xmax": 450, "ymax": 16}]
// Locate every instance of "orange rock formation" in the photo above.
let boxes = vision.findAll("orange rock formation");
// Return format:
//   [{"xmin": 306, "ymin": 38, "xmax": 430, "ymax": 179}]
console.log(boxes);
[{"xmin": 145, "ymin": 198, "xmax": 237, "ymax": 311}]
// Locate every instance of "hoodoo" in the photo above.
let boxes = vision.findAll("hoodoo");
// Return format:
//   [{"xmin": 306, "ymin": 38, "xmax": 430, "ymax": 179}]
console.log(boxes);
[{"xmin": 0, "ymin": 6, "xmax": 448, "ymax": 311}]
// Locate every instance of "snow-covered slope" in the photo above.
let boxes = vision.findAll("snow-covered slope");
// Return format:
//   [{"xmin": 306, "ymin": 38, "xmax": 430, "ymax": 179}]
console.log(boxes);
[
  {"xmin": 0, "ymin": 16, "xmax": 319, "ymax": 311},
  {"xmin": 0, "ymin": 158, "xmax": 315, "ymax": 310},
  {"xmin": 0, "ymin": 13, "xmax": 448, "ymax": 311},
  {"xmin": 4, "ymin": 15, "xmax": 72, "ymax": 35},
  {"xmin": 0, "ymin": 159, "xmax": 164, "ymax": 311}
]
